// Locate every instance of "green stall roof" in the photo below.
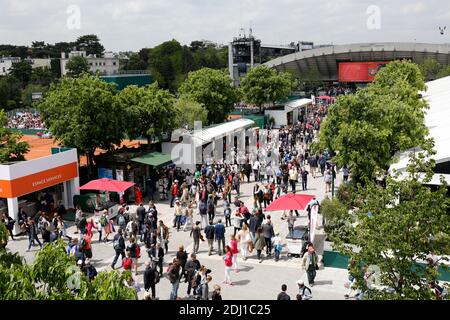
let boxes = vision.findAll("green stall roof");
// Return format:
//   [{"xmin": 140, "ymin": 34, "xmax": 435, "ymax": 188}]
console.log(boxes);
[{"xmin": 131, "ymin": 152, "xmax": 173, "ymax": 169}]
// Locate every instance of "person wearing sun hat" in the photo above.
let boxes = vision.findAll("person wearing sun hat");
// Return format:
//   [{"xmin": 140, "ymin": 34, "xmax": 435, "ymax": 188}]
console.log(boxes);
[{"xmin": 296, "ymin": 279, "xmax": 312, "ymax": 300}]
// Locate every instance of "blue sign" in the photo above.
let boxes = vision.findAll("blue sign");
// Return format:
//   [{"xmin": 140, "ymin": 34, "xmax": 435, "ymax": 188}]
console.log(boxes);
[{"xmin": 98, "ymin": 167, "xmax": 113, "ymax": 179}]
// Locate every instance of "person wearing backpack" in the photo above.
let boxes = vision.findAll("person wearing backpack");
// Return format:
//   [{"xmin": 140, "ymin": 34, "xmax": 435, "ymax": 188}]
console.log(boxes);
[
  {"xmin": 99, "ymin": 210, "xmax": 111, "ymax": 242},
  {"xmin": 111, "ymin": 228, "xmax": 126, "ymax": 269},
  {"xmin": 198, "ymin": 199, "xmax": 208, "ymax": 229},
  {"xmin": 117, "ymin": 211, "xmax": 127, "ymax": 232},
  {"xmin": 223, "ymin": 245, "xmax": 234, "ymax": 285},
  {"xmin": 144, "ymin": 260, "xmax": 158, "ymax": 300},
  {"xmin": 206, "ymin": 194, "xmax": 215, "ymax": 223},
  {"xmin": 127, "ymin": 237, "xmax": 140, "ymax": 275}
]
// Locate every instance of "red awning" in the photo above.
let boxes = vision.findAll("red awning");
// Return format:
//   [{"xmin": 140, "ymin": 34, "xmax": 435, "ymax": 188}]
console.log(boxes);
[
  {"xmin": 79, "ymin": 178, "xmax": 135, "ymax": 193},
  {"xmin": 265, "ymin": 193, "xmax": 316, "ymax": 211}
]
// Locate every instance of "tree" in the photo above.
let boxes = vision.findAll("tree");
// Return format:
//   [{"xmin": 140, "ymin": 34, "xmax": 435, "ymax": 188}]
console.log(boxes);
[
  {"xmin": 30, "ymin": 66, "xmax": 53, "ymax": 86},
  {"xmin": 147, "ymin": 40, "xmax": 187, "ymax": 92},
  {"xmin": 75, "ymin": 34, "xmax": 105, "ymax": 57},
  {"xmin": 436, "ymin": 65, "xmax": 450, "ymax": 79},
  {"xmin": 321, "ymin": 197, "xmax": 354, "ymax": 243},
  {"xmin": 21, "ymin": 84, "xmax": 47, "ymax": 107},
  {"xmin": 174, "ymin": 95, "xmax": 208, "ymax": 129},
  {"xmin": 66, "ymin": 56, "xmax": 90, "ymax": 77},
  {"xmin": 240, "ymin": 65, "xmax": 297, "ymax": 113},
  {"xmin": 0, "ymin": 239, "xmax": 137, "ymax": 300},
  {"xmin": 38, "ymin": 74, "xmax": 123, "ymax": 172},
  {"xmin": 333, "ymin": 152, "xmax": 450, "ymax": 300},
  {"xmin": 116, "ymin": 83, "xmax": 178, "ymax": 144},
  {"xmin": 122, "ymin": 53, "xmax": 147, "ymax": 71},
  {"xmin": 0, "ymin": 110, "xmax": 30, "ymax": 163},
  {"xmin": 179, "ymin": 68, "xmax": 238, "ymax": 124},
  {"xmin": 0, "ymin": 76, "xmax": 21, "ymax": 110},
  {"xmin": 418, "ymin": 58, "xmax": 442, "ymax": 81},
  {"xmin": 9, "ymin": 60, "xmax": 33, "ymax": 85},
  {"xmin": 319, "ymin": 60, "xmax": 429, "ymax": 183}
]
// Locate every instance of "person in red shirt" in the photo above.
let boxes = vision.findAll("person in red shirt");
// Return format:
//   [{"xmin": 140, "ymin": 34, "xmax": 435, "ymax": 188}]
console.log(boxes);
[
  {"xmin": 170, "ymin": 180, "xmax": 179, "ymax": 208},
  {"xmin": 230, "ymin": 235, "xmax": 239, "ymax": 273},
  {"xmin": 134, "ymin": 186, "xmax": 142, "ymax": 205},
  {"xmin": 82, "ymin": 233, "xmax": 92, "ymax": 261},
  {"xmin": 223, "ymin": 245, "xmax": 234, "ymax": 285}
]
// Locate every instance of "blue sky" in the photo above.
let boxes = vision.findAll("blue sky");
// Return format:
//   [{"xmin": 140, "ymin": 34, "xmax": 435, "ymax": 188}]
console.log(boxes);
[{"xmin": 1, "ymin": 0, "xmax": 449, "ymax": 51}]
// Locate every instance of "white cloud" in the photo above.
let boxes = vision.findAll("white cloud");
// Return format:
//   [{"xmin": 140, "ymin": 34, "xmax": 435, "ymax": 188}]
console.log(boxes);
[{"xmin": 0, "ymin": 0, "xmax": 448, "ymax": 51}]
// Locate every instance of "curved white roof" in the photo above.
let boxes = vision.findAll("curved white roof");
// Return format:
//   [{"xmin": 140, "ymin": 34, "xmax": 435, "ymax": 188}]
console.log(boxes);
[{"xmin": 390, "ymin": 76, "xmax": 450, "ymax": 182}]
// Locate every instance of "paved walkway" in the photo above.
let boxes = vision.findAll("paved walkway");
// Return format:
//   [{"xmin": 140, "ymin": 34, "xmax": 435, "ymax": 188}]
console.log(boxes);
[{"xmin": 6, "ymin": 166, "xmax": 351, "ymax": 300}]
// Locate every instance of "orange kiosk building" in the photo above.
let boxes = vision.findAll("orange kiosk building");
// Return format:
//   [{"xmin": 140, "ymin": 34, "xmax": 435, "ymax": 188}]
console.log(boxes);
[{"xmin": 0, "ymin": 149, "xmax": 80, "ymax": 234}]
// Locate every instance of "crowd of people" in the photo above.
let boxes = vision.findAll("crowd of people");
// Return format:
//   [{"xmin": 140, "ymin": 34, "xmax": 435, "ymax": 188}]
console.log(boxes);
[{"xmin": 7, "ymin": 111, "xmax": 46, "ymax": 130}]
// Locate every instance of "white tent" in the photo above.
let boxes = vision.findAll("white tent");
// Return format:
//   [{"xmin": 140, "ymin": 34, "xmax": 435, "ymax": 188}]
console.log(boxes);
[{"xmin": 390, "ymin": 76, "xmax": 450, "ymax": 184}]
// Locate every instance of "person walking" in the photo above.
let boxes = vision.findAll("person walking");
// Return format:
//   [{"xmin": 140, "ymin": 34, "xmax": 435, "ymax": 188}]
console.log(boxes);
[
  {"xmin": 272, "ymin": 233, "xmax": 282, "ymax": 262},
  {"xmin": 224, "ymin": 202, "xmax": 232, "ymax": 228},
  {"xmin": 296, "ymin": 280, "xmax": 313, "ymax": 300},
  {"xmin": 183, "ymin": 203, "xmax": 194, "ymax": 232},
  {"xmin": 168, "ymin": 258, "xmax": 181, "ymax": 300},
  {"xmin": 207, "ymin": 194, "xmax": 215, "ymax": 223},
  {"xmin": 302, "ymin": 244, "xmax": 319, "ymax": 286},
  {"xmin": 157, "ymin": 220, "xmax": 169, "ymax": 253},
  {"xmin": 236, "ymin": 224, "xmax": 251, "ymax": 261},
  {"xmin": 99, "ymin": 210, "xmax": 111, "ymax": 242},
  {"xmin": 25, "ymin": 217, "xmax": 42, "ymax": 251},
  {"xmin": 170, "ymin": 180, "xmax": 179, "ymax": 208},
  {"xmin": 215, "ymin": 219, "xmax": 226, "ymax": 256},
  {"xmin": 277, "ymin": 284, "xmax": 291, "ymax": 300},
  {"xmin": 262, "ymin": 218, "xmax": 275, "ymax": 256},
  {"xmin": 204, "ymin": 221, "xmax": 216, "ymax": 256},
  {"xmin": 324, "ymin": 169, "xmax": 332, "ymax": 193},
  {"xmin": 343, "ymin": 165, "xmax": 349, "ymax": 182},
  {"xmin": 176, "ymin": 245, "xmax": 188, "ymax": 281},
  {"xmin": 289, "ymin": 165, "xmax": 298, "ymax": 193},
  {"xmin": 190, "ymin": 221, "xmax": 203, "ymax": 254},
  {"xmin": 111, "ymin": 228, "xmax": 126, "ymax": 269},
  {"xmin": 223, "ymin": 245, "xmax": 234, "ymax": 285},
  {"xmin": 255, "ymin": 227, "xmax": 266, "ymax": 263},
  {"xmin": 173, "ymin": 200, "xmax": 183, "ymax": 231},
  {"xmin": 185, "ymin": 253, "xmax": 201, "ymax": 296},
  {"xmin": 282, "ymin": 210, "xmax": 296, "ymax": 237},
  {"xmin": 301, "ymin": 167, "xmax": 309, "ymax": 191},
  {"xmin": 198, "ymin": 199, "xmax": 208, "ymax": 229},
  {"xmin": 126, "ymin": 237, "xmax": 140, "ymax": 275},
  {"xmin": 143, "ymin": 260, "xmax": 158, "ymax": 300},
  {"xmin": 150, "ymin": 243, "xmax": 164, "ymax": 276},
  {"xmin": 230, "ymin": 234, "xmax": 239, "ymax": 272}
]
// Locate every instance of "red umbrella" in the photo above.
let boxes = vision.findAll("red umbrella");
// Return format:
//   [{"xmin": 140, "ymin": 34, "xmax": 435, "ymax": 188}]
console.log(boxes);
[
  {"xmin": 265, "ymin": 193, "xmax": 316, "ymax": 211},
  {"xmin": 79, "ymin": 178, "xmax": 135, "ymax": 193}
]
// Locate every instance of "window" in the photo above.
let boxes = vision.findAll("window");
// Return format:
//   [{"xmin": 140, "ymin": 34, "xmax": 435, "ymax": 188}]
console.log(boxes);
[{"xmin": 113, "ymin": 62, "xmax": 117, "ymax": 66}]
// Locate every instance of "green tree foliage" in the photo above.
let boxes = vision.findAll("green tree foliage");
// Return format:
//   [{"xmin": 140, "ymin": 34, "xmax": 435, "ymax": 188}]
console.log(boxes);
[
  {"xmin": 38, "ymin": 74, "xmax": 124, "ymax": 161},
  {"xmin": 0, "ymin": 76, "xmax": 21, "ymax": 110},
  {"xmin": 319, "ymin": 60, "xmax": 429, "ymax": 183},
  {"xmin": 21, "ymin": 84, "xmax": 47, "ymax": 107},
  {"xmin": 0, "ymin": 239, "xmax": 136, "ymax": 300},
  {"xmin": 31, "ymin": 67, "xmax": 54, "ymax": 87},
  {"xmin": 122, "ymin": 53, "xmax": 148, "ymax": 71},
  {"xmin": 179, "ymin": 68, "xmax": 238, "ymax": 125},
  {"xmin": 174, "ymin": 95, "xmax": 208, "ymax": 129},
  {"xmin": 66, "ymin": 56, "xmax": 90, "ymax": 77},
  {"xmin": 418, "ymin": 58, "xmax": 443, "ymax": 81},
  {"xmin": 116, "ymin": 83, "xmax": 178, "ymax": 143},
  {"xmin": 0, "ymin": 110, "xmax": 30, "ymax": 163},
  {"xmin": 436, "ymin": 65, "xmax": 450, "ymax": 79},
  {"xmin": 240, "ymin": 65, "xmax": 297, "ymax": 113},
  {"xmin": 9, "ymin": 60, "xmax": 33, "ymax": 85},
  {"xmin": 321, "ymin": 197, "xmax": 354, "ymax": 243},
  {"xmin": 333, "ymin": 153, "xmax": 450, "ymax": 300},
  {"xmin": 148, "ymin": 40, "xmax": 186, "ymax": 92},
  {"xmin": 75, "ymin": 34, "xmax": 105, "ymax": 57}
]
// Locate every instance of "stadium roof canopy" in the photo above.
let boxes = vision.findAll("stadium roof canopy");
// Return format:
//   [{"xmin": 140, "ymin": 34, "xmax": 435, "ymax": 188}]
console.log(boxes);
[{"xmin": 264, "ymin": 42, "xmax": 450, "ymax": 81}]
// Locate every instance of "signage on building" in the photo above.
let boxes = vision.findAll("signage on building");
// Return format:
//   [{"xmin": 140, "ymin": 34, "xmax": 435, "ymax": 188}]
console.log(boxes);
[
  {"xmin": 338, "ymin": 62, "xmax": 389, "ymax": 82},
  {"xmin": 31, "ymin": 92, "xmax": 43, "ymax": 101},
  {"xmin": 0, "ymin": 162, "xmax": 78, "ymax": 198}
]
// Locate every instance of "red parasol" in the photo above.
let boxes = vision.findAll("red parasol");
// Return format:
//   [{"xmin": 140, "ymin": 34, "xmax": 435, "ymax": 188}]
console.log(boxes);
[
  {"xmin": 265, "ymin": 193, "xmax": 316, "ymax": 211},
  {"xmin": 79, "ymin": 178, "xmax": 135, "ymax": 193}
]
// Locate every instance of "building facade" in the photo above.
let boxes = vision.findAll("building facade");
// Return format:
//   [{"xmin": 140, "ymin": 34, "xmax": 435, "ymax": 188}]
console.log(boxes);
[
  {"xmin": 0, "ymin": 57, "xmax": 21, "ymax": 76},
  {"xmin": 60, "ymin": 50, "xmax": 120, "ymax": 76}
]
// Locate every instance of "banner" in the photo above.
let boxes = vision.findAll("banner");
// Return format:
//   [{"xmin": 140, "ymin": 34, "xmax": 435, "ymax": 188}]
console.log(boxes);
[
  {"xmin": 338, "ymin": 61, "xmax": 389, "ymax": 82},
  {"xmin": 309, "ymin": 204, "xmax": 319, "ymax": 243}
]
